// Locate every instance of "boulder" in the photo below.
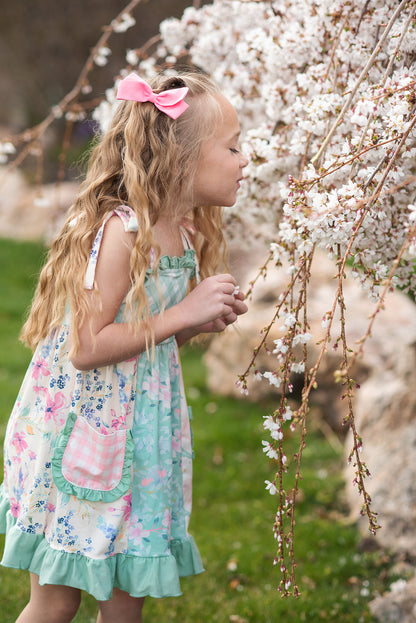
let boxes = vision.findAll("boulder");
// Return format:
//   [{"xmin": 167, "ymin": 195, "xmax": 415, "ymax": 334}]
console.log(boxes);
[
  {"xmin": 344, "ymin": 318, "xmax": 416, "ymax": 554},
  {"xmin": 369, "ymin": 577, "xmax": 416, "ymax": 623},
  {"xmin": 0, "ymin": 167, "xmax": 76, "ymax": 240}
]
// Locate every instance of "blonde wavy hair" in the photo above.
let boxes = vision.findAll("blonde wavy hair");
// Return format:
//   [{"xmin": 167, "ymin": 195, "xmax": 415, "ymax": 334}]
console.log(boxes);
[{"xmin": 21, "ymin": 71, "xmax": 227, "ymax": 352}]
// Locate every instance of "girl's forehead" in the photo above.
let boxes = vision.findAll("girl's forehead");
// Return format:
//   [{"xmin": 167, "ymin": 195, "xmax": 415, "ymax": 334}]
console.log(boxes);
[{"xmin": 213, "ymin": 95, "xmax": 240, "ymax": 137}]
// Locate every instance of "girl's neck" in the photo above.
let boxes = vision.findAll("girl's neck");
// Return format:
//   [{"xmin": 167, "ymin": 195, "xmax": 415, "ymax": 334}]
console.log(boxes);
[{"xmin": 152, "ymin": 216, "xmax": 186, "ymax": 258}]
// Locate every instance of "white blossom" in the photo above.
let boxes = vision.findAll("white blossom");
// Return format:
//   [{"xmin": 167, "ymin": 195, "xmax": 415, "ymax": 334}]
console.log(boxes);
[
  {"xmin": 282, "ymin": 407, "xmax": 293, "ymax": 422},
  {"xmin": 112, "ymin": 12, "xmax": 136, "ymax": 33},
  {"xmin": 0, "ymin": 141, "xmax": 15, "ymax": 164},
  {"xmin": 94, "ymin": 47, "xmax": 111, "ymax": 67},
  {"xmin": 262, "ymin": 441, "xmax": 279, "ymax": 460},
  {"xmin": 272, "ymin": 339, "xmax": 288, "ymax": 355},
  {"xmin": 283, "ymin": 312, "xmax": 296, "ymax": 328},
  {"xmin": 265, "ymin": 480, "xmax": 278, "ymax": 495},
  {"xmin": 292, "ymin": 333, "xmax": 312, "ymax": 346},
  {"xmin": 126, "ymin": 49, "xmax": 139, "ymax": 66},
  {"xmin": 263, "ymin": 415, "xmax": 284, "ymax": 440},
  {"xmin": 262, "ymin": 371, "xmax": 282, "ymax": 389},
  {"xmin": 290, "ymin": 362, "xmax": 305, "ymax": 374}
]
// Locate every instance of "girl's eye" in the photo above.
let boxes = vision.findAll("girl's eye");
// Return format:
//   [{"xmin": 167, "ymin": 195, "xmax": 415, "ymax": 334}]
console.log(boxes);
[{"xmin": 230, "ymin": 148, "xmax": 240, "ymax": 154}]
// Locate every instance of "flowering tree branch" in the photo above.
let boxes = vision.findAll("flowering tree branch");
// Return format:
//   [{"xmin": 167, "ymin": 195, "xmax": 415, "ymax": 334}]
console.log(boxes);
[
  {"xmin": 1, "ymin": 0, "xmax": 416, "ymax": 597},
  {"xmin": 0, "ymin": 0, "xmax": 147, "ymax": 185},
  {"xmin": 311, "ymin": 0, "xmax": 412, "ymax": 165}
]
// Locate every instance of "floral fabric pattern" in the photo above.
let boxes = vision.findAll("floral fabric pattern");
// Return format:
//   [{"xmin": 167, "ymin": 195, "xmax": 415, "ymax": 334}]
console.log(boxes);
[{"xmin": 0, "ymin": 207, "xmax": 204, "ymax": 600}]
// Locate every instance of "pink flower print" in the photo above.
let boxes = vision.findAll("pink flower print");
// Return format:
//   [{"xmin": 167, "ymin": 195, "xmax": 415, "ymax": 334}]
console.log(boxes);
[
  {"xmin": 33, "ymin": 386, "xmax": 47, "ymax": 398},
  {"xmin": 159, "ymin": 384, "xmax": 172, "ymax": 409},
  {"xmin": 129, "ymin": 516, "xmax": 151, "ymax": 542},
  {"xmin": 31, "ymin": 358, "xmax": 51, "ymax": 380},
  {"xmin": 11, "ymin": 432, "xmax": 28, "ymax": 454},
  {"xmin": 142, "ymin": 371, "xmax": 161, "ymax": 399},
  {"xmin": 121, "ymin": 493, "xmax": 132, "ymax": 521},
  {"xmin": 162, "ymin": 508, "xmax": 171, "ymax": 528},
  {"xmin": 44, "ymin": 391, "xmax": 66, "ymax": 425},
  {"xmin": 158, "ymin": 469, "xmax": 166, "ymax": 479},
  {"xmin": 111, "ymin": 409, "xmax": 126, "ymax": 430},
  {"xmin": 10, "ymin": 498, "xmax": 20, "ymax": 518},
  {"xmin": 107, "ymin": 493, "xmax": 131, "ymax": 520},
  {"xmin": 168, "ymin": 351, "xmax": 179, "ymax": 376},
  {"xmin": 47, "ymin": 502, "xmax": 56, "ymax": 513},
  {"xmin": 123, "ymin": 492, "xmax": 132, "ymax": 505}
]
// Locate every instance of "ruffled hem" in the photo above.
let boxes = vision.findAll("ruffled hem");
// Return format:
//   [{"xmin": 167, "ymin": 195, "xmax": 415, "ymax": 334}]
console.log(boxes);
[{"xmin": 0, "ymin": 496, "xmax": 204, "ymax": 601}]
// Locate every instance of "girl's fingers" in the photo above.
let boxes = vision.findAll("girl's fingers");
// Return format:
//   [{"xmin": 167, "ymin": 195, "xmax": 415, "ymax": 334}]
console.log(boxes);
[
  {"xmin": 223, "ymin": 312, "xmax": 238, "ymax": 325},
  {"xmin": 232, "ymin": 298, "xmax": 248, "ymax": 315}
]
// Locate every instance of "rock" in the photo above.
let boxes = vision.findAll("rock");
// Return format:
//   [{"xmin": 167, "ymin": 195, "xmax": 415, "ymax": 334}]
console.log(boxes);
[
  {"xmin": 344, "ymin": 329, "xmax": 416, "ymax": 555},
  {"xmin": 369, "ymin": 577, "xmax": 416, "ymax": 623},
  {"xmin": 0, "ymin": 166, "xmax": 77, "ymax": 241}
]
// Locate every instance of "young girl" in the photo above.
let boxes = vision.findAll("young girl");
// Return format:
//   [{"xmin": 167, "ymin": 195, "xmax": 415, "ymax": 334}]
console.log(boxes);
[{"xmin": 0, "ymin": 71, "xmax": 248, "ymax": 623}]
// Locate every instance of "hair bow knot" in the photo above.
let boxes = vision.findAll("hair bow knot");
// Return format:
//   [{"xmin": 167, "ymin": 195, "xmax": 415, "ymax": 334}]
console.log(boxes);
[{"xmin": 116, "ymin": 73, "xmax": 189, "ymax": 119}]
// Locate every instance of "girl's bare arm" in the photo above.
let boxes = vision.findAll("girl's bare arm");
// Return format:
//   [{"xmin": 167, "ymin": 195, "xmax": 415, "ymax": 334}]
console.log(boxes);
[{"xmin": 69, "ymin": 216, "xmax": 241, "ymax": 370}]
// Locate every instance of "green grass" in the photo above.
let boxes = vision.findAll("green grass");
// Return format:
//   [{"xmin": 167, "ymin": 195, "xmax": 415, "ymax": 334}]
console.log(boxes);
[{"xmin": 0, "ymin": 238, "xmax": 395, "ymax": 622}]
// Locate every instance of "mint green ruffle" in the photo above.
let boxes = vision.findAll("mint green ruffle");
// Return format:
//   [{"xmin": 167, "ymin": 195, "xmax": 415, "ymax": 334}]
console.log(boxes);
[
  {"xmin": 0, "ymin": 495, "xmax": 204, "ymax": 601},
  {"xmin": 150, "ymin": 249, "xmax": 197, "ymax": 272},
  {"xmin": 51, "ymin": 412, "xmax": 134, "ymax": 503}
]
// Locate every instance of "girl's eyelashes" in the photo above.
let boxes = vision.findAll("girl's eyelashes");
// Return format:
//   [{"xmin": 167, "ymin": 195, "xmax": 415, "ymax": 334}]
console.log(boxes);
[{"xmin": 230, "ymin": 147, "xmax": 240, "ymax": 154}]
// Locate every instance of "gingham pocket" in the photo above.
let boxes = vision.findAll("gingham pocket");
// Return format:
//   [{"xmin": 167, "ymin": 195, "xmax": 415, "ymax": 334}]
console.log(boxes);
[{"xmin": 52, "ymin": 413, "xmax": 134, "ymax": 502}]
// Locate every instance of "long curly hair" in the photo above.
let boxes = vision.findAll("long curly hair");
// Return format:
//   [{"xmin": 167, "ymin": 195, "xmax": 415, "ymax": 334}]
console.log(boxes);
[{"xmin": 21, "ymin": 72, "xmax": 227, "ymax": 352}]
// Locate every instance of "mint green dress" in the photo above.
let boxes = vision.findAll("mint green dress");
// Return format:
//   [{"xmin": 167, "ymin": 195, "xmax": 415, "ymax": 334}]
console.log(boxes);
[{"xmin": 0, "ymin": 206, "xmax": 204, "ymax": 600}]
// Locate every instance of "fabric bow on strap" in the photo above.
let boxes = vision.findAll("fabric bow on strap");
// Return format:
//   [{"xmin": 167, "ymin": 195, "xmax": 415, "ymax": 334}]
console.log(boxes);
[{"xmin": 116, "ymin": 73, "xmax": 189, "ymax": 119}]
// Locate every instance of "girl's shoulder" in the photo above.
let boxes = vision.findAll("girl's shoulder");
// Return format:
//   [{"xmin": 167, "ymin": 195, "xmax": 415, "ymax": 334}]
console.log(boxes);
[
  {"xmin": 68, "ymin": 205, "xmax": 138, "ymax": 233},
  {"xmin": 84, "ymin": 206, "xmax": 137, "ymax": 290},
  {"xmin": 103, "ymin": 205, "xmax": 138, "ymax": 233}
]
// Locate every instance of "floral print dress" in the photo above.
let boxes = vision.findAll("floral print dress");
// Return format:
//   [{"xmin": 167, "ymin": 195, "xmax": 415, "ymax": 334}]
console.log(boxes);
[{"xmin": 0, "ymin": 206, "xmax": 204, "ymax": 600}]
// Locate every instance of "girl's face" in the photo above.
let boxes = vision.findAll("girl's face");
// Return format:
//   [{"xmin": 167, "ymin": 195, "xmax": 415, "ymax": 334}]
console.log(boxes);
[{"xmin": 192, "ymin": 95, "xmax": 248, "ymax": 208}]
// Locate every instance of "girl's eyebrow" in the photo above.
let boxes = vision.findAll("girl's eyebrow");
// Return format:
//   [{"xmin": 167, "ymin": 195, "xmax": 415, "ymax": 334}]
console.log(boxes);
[{"xmin": 229, "ymin": 130, "xmax": 241, "ymax": 141}]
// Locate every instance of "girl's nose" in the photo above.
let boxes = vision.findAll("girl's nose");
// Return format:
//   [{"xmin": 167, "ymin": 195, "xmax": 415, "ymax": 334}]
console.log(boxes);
[{"xmin": 239, "ymin": 152, "xmax": 249, "ymax": 168}]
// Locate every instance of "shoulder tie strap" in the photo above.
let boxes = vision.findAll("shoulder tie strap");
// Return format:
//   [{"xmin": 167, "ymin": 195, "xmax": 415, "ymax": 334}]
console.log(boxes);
[
  {"xmin": 179, "ymin": 219, "xmax": 201, "ymax": 284},
  {"xmin": 84, "ymin": 206, "xmax": 137, "ymax": 290}
]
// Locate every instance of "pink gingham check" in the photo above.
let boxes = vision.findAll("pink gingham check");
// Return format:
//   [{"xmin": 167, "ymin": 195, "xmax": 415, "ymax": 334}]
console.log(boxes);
[{"xmin": 61, "ymin": 416, "xmax": 126, "ymax": 492}]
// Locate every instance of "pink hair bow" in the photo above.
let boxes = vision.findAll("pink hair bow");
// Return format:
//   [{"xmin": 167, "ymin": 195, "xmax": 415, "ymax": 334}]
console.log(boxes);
[{"xmin": 116, "ymin": 73, "xmax": 189, "ymax": 119}]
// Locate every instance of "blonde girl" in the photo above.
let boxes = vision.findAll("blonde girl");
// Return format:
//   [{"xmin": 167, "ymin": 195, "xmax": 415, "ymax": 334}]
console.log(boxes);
[{"xmin": 0, "ymin": 71, "xmax": 248, "ymax": 623}]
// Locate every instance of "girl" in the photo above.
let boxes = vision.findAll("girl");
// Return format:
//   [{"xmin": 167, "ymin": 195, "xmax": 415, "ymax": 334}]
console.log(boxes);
[{"xmin": 0, "ymin": 71, "xmax": 248, "ymax": 623}]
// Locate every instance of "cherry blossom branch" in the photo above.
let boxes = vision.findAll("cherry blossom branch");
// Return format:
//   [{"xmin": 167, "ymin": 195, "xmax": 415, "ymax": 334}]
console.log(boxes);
[
  {"xmin": 0, "ymin": 0, "xmax": 146, "ymax": 181},
  {"xmin": 311, "ymin": 0, "xmax": 411, "ymax": 165},
  {"xmin": 335, "ymin": 245, "xmax": 380, "ymax": 533}
]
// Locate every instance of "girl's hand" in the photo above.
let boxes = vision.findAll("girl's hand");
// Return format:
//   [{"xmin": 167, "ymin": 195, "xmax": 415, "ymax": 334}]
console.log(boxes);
[
  {"xmin": 196, "ymin": 288, "xmax": 247, "ymax": 333},
  {"xmin": 176, "ymin": 277, "xmax": 248, "ymax": 342},
  {"xmin": 178, "ymin": 274, "xmax": 239, "ymax": 327}
]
